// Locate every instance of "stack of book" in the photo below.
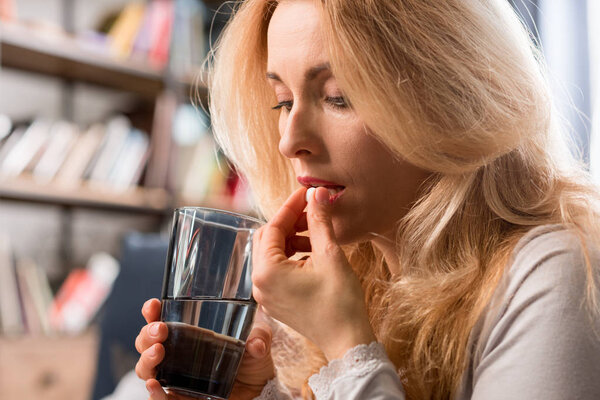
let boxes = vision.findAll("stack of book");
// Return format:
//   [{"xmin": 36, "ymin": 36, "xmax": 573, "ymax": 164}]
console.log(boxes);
[
  {"xmin": 105, "ymin": 0, "xmax": 208, "ymax": 78},
  {"xmin": 0, "ymin": 234, "xmax": 120, "ymax": 336},
  {"xmin": 0, "ymin": 115, "xmax": 150, "ymax": 192}
]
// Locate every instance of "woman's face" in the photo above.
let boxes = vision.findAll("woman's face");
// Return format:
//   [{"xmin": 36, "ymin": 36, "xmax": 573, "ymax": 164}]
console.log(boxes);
[{"xmin": 267, "ymin": 0, "xmax": 431, "ymax": 246}]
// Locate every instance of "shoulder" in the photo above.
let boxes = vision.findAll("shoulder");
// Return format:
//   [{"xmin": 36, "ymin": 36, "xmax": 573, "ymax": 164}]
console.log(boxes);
[
  {"xmin": 462, "ymin": 225, "xmax": 600, "ymax": 399},
  {"xmin": 488, "ymin": 223, "xmax": 598, "ymax": 329},
  {"xmin": 503, "ymin": 224, "xmax": 594, "ymax": 295}
]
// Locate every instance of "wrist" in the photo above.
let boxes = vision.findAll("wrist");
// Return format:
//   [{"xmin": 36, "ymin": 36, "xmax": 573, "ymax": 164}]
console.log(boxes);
[{"xmin": 322, "ymin": 328, "xmax": 377, "ymax": 362}]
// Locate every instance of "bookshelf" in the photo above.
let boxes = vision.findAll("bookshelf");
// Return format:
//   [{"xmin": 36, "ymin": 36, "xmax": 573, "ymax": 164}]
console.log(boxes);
[
  {"xmin": 0, "ymin": 175, "xmax": 170, "ymax": 215},
  {"xmin": 0, "ymin": 22, "xmax": 207, "ymax": 103}
]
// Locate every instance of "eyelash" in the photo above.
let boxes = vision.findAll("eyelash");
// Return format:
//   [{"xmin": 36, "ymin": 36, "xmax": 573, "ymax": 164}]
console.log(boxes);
[{"xmin": 271, "ymin": 96, "xmax": 349, "ymax": 111}]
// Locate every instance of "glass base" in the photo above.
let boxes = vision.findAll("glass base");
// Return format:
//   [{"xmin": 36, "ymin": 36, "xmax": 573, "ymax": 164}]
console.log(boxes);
[{"xmin": 166, "ymin": 387, "xmax": 227, "ymax": 400}]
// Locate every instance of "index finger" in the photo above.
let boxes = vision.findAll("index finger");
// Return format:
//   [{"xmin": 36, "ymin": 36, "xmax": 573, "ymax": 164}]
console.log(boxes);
[
  {"xmin": 262, "ymin": 187, "xmax": 307, "ymax": 251},
  {"xmin": 142, "ymin": 298, "xmax": 162, "ymax": 323}
]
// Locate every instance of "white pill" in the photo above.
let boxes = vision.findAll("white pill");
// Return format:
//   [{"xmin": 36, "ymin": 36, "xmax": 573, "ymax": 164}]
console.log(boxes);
[{"xmin": 306, "ymin": 187, "xmax": 316, "ymax": 202}]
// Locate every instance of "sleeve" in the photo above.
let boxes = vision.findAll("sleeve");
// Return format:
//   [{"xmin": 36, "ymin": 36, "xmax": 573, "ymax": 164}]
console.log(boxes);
[
  {"xmin": 253, "ymin": 377, "xmax": 295, "ymax": 400},
  {"xmin": 98, "ymin": 369, "xmax": 148, "ymax": 400},
  {"xmin": 470, "ymin": 245, "xmax": 600, "ymax": 400},
  {"xmin": 307, "ymin": 342, "xmax": 405, "ymax": 400}
]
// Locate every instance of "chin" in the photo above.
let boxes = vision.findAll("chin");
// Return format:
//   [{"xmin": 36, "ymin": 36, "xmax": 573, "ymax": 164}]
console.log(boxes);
[{"xmin": 331, "ymin": 221, "xmax": 366, "ymax": 246}]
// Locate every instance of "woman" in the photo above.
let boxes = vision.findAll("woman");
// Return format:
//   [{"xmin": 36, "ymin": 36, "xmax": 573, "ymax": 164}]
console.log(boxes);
[{"xmin": 135, "ymin": 0, "xmax": 600, "ymax": 399}]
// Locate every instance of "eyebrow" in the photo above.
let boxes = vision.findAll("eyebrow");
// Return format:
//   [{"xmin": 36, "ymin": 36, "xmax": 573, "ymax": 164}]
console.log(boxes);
[{"xmin": 266, "ymin": 62, "xmax": 331, "ymax": 82}]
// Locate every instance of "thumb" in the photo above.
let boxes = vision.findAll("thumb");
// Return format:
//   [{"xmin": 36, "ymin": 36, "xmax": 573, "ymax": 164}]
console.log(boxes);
[{"xmin": 307, "ymin": 187, "xmax": 346, "ymax": 263}]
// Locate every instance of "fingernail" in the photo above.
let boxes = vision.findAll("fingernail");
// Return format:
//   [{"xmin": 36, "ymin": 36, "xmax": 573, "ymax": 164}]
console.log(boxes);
[
  {"xmin": 148, "ymin": 344, "xmax": 157, "ymax": 356},
  {"xmin": 257, "ymin": 341, "xmax": 267, "ymax": 355},
  {"xmin": 315, "ymin": 187, "xmax": 329, "ymax": 205},
  {"xmin": 249, "ymin": 338, "xmax": 267, "ymax": 356},
  {"xmin": 146, "ymin": 382, "xmax": 154, "ymax": 395},
  {"xmin": 150, "ymin": 323, "xmax": 160, "ymax": 336}
]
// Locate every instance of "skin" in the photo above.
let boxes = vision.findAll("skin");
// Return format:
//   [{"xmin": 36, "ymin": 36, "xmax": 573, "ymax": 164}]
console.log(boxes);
[{"xmin": 136, "ymin": 1, "xmax": 430, "ymax": 399}]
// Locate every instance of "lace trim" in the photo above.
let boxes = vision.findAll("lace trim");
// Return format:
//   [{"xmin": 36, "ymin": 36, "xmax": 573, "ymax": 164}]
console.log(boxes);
[
  {"xmin": 308, "ymin": 342, "xmax": 390, "ymax": 399},
  {"xmin": 254, "ymin": 377, "xmax": 293, "ymax": 400}
]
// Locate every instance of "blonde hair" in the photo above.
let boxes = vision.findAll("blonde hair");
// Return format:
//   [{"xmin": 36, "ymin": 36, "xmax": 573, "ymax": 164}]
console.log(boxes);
[{"xmin": 206, "ymin": 0, "xmax": 600, "ymax": 398}]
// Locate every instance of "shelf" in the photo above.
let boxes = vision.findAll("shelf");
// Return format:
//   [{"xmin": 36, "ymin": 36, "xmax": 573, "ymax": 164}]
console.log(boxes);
[
  {"xmin": 0, "ymin": 176, "xmax": 171, "ymax": 215},
  {"xmin": 0, "ymin": 22, "xmax": 206, "ymax": 99}
]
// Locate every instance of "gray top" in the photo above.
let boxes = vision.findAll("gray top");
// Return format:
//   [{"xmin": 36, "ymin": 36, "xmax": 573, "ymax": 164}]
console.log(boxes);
[{"xmin": 256, "ymin": 224, "xmax": 600, "ymax": 399}]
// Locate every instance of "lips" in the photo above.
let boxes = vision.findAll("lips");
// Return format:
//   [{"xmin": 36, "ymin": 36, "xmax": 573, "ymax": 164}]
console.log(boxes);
[{"xmin": 297, "ymin": 176, "xmax": 346, "ymax": 203}]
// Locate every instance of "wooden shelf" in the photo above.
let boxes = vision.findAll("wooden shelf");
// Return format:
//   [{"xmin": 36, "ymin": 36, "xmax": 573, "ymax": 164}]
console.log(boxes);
[
  {"xmin": 0, "ymin": 176, "xmax": 171, "ymax": 215},
  {"xmin": 0, "ymin": 22, "xmax": 205, "ymax": 99}
]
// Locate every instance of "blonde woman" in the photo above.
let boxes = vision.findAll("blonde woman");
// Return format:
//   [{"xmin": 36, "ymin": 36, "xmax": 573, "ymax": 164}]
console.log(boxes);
[{"xmin": 135, "ymin": 0, "xmax": 600, "ymax": 399}]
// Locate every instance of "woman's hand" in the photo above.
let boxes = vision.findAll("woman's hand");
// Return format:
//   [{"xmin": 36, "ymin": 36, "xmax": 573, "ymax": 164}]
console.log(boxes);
[
  {"xmin": 252, "ymin": 187, "xmax": 376, "ymax": 362},
  {"xmin": 135, "ymin": 299, "xmax": 275, "ymax": 400}
]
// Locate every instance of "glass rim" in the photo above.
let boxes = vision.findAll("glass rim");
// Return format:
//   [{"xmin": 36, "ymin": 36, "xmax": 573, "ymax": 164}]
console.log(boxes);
[{"xmin": 173, "ymin": 206, "xmax": 265, "ymax": 225}]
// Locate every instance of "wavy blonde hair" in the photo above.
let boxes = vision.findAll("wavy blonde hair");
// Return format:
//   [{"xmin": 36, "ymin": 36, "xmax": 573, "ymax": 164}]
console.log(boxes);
[{"xmin": 205, "ymin": 0, "xmax": 600, "ymax": 398}]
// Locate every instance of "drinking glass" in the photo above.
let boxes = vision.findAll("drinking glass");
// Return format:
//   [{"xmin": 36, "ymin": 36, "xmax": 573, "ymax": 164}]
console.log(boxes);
[{"xmin": 156, "ymin": 207, "xmax": 264, "ymax": 399}]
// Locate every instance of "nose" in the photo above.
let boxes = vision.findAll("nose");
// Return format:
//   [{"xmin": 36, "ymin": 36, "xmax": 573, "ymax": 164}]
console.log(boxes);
[{"xmin": 278, "ymin": 104, "xmax": 321, "ymax": 159}]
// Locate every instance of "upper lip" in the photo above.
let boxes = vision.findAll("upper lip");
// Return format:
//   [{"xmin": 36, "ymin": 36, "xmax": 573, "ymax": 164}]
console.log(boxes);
[{"xmin": 297, "ymin": 176, "xmax": 345, "ymax": 188}]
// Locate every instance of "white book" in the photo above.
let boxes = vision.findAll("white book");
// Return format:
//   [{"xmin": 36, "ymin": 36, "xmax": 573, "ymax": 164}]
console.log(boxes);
[
  {"xmin": 0, "ymin": 126, "xmax": 25, "ymax": 167},
  {"xmin": 88, "ymin": 116, "xmax": 131, "ymax": 186},
  {"xmin": 0, "ymin": 114, "xmax": 12, "ymax": 141},
  {"xmin": 55, "ymin": 123, "xmax": 105, "ymax": 187},
  {"xmin": 0, "ymin": 234, "xmax": 24, "ymax": 336},
  {"xmin": 33, "ymin": 121, "xmax": 79, "ymax": 183},
  {"xmin": 0, "ymin": 119, "xmax": 52, "ymax": 178},
  {"xmin": 108, "ymin": 129, "xmax": 150, "ymax": 191}
]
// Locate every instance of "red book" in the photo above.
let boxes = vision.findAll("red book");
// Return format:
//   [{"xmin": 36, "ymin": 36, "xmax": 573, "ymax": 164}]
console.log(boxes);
[{"xmin": 148, "ymin": 0, "xmax": 174, "ymax": 69}]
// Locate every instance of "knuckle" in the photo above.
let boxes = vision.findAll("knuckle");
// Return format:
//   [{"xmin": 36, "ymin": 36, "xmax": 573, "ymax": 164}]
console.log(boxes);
[
  {"xmin": 252, "ymin": 287, "xmax": 265, "ymax": 305},
  {"xmin": 310, "ymin": 209, "xmax": 329, "ymax": 224},
  {"xmin": 252, "ymin": 269, "xmax": 272, "ymax": 289},
  {"xmin": 324, "ymin": 241, "xmax": 341, "ymax": 257},
  {"xmin": 135, "ymin": 360, "xmax": 145, "ymax": 379},
  {"xmin": 135, "ymin": 335, "xmax": 142, "ymax": 354}
]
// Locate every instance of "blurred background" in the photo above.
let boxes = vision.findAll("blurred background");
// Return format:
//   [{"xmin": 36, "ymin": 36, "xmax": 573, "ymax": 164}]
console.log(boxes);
[{"xmin": 0, "ymin": 1, "xmax": 598, "ymax": 400}]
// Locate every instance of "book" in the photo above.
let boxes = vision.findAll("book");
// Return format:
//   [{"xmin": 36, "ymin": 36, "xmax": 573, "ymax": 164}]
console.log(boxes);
[
  {"xmin": 107, "ymin": 128, "xmax": 150, "ymax": 191},
  {"xmin": 48, "ymin": 252, "xmax": 119, "ymax": 334},
  {"xmin": 55, "ymin": 123, "xmax": 105, "ymax": 187},
  {"xmin": 145, "ymin": 90, "xmax": 177, "ymax": 189},
  {"xmin": 131, "ymin": 0, "xmax": 156, "ymax": 59},
  {"xmin": 107, "ymin": 2, "xmax": 146, "ymax": 60},
  {"xmin": 17, "ymin": 258, "xmax": 53, "ymax": 335},
  {"xmin": 0, "ymin": 119, "xmax": 52, "ymax": 178},
  {"xmin": 0, "ymin": 114, "xmax": 12, "ymax": 141},
  {"xmin": 32, "ymin": 121, "xmax": 79, "ymax": 183},
  {"xmin": 0, "ymin": 125, "xmax": 25, "ymax": 168},
  {"xmin": 15, "ymin": 259, "xmax": 43, "ymax": 335},
  {"xmin": 148, "ymin": 0, "xmax": 174, "ymax": 69},
  {"xmin": 0, "ymin": 234, "xmax": 24, "ymax": 335},
  {"xmin": 87, "ymin": 116, "xmax": 131, "ymax": 187},
  {"xmin": 169, "ymin": 0, "xmax": 207, "ymax": 80}
]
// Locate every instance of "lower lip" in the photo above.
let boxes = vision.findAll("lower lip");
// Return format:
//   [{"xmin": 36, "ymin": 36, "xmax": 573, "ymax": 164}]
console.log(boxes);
[{"xmin": 329, "ymin": 189, "xmax": 345, "ymax": 204}]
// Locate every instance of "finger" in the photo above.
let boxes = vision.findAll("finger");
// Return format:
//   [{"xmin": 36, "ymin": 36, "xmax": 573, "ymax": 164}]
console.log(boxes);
[
  {"xmin": 307, "ymin": 187, "xmax": 346, "ymax": 262},
  {"xmin": 146, "ymin": 379, "xmax": 168, "ymax": 400},
  {"xmin": 136, "ymin": 343, "xmax": 165, "ymax": 380},
  {"xmin": 261, "ymin": 187, "xmax": 308, "ymax": 252},
  {"xmin": 294, "ymin": 212, "xmax": 308, "ymax": 232},
  {"xmin": 142, "ymin": 298, "xmax": 162, "ymax": 323},
  {"xmin": 135, "ymin": 322, "xmax": 168, "ymax": 353},
  {"xmin": 285, "ymin": 235, "xmax": 311, "ymax": 257},
  {"xmin": 245, "ymin": 320, "xmax": 272, "ymax": 359}
]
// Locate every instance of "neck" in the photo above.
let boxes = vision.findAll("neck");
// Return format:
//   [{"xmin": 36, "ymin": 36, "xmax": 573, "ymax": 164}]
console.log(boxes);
[{"xmin": 369, "ymin": 231, "xmax": 400, "ymax": 276}]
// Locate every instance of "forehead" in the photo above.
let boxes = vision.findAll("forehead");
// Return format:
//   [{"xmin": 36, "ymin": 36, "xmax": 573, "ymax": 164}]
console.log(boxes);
[{"xmin": 267, "ymin": 0, "xmax": 326, "ymax": 69}]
